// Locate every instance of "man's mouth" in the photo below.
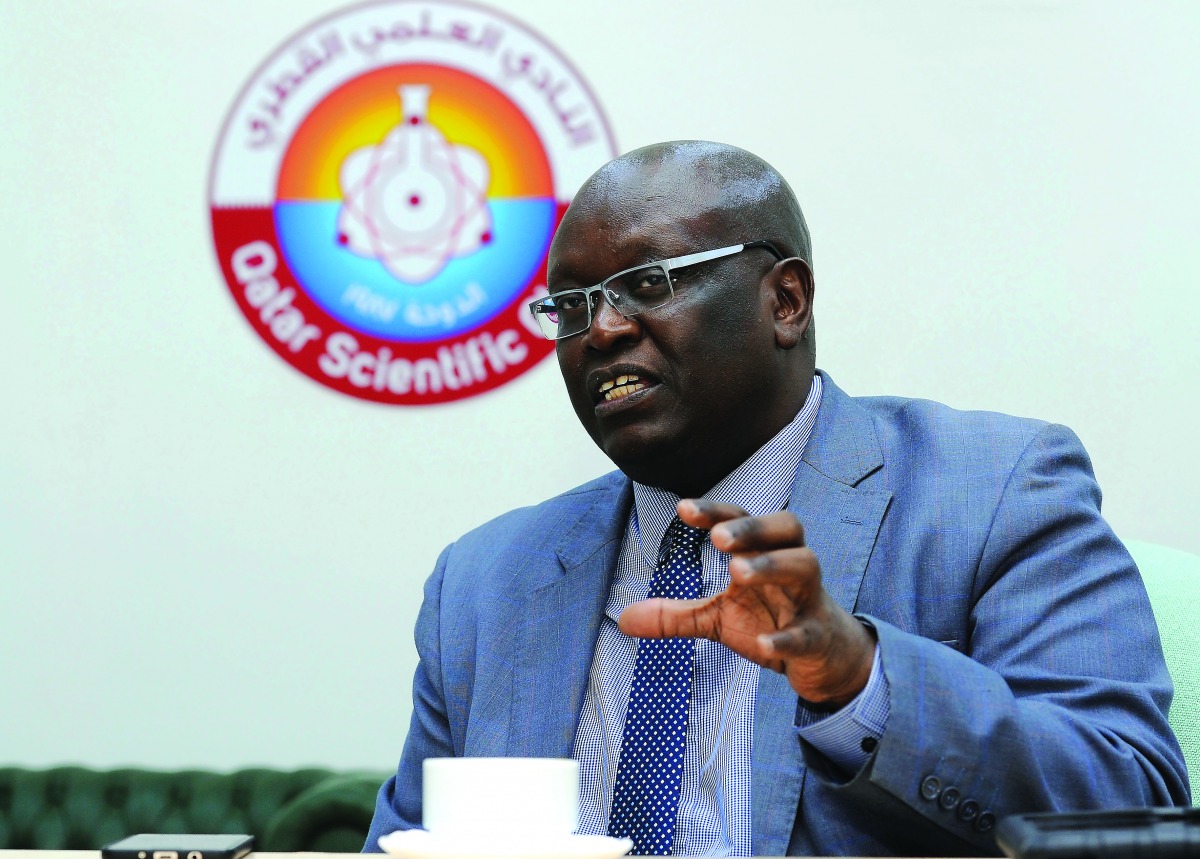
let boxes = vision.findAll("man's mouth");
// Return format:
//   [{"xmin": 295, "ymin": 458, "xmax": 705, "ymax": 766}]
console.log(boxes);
[{"xmin": 598, "ymin": 373, "xmax": 649, "ymax": 402}]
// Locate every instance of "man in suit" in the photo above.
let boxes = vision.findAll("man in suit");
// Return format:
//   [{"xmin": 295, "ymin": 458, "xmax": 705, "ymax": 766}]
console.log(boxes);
[{"xmin": 365, "ymin": 141, "xmax": 1190, "ymax": 855}]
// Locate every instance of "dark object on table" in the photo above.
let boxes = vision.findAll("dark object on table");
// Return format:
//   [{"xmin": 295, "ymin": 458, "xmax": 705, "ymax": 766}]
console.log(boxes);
[
  {"xmin": 997, "ymin": 807, "xmax": 1200, "ymax": 859},
  {"xmin": 101, "ymin": 833, "xmax": 253, "ymax": 859}
]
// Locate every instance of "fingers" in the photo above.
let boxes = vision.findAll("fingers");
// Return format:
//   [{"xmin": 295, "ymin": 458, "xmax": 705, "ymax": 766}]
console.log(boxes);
[
  {"xmin": 715, "ymin": 510, "xmax": 805, "ymax": 552},
  {"xmin": 758, "ymin": 623, "xmax": 824, "ymax": 659},
  {"xmin": 762, "ymin": 607, "xmax": 879, "ymax": 706},
  {"xmin": 676, "ymin": 498, "xmax": 749, "ymax": 529},
  {"xmin": 618, "ymin": 597, "xmax": 716, "ymax": 640},
  {"xmin": 729, "ymin": 546, "xmax": 820, "ymax": 589},
  {"xmin": 629, "ymin": 499, "xmax": 872, "ymax": 705},
  {"xmin": 678, "ymin": 498, "xmax": 806, "ymax": 554}
]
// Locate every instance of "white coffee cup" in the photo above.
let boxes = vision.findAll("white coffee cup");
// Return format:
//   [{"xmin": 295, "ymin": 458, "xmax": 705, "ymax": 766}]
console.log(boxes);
[{"xmin": 422, "ymin": 757, "xmax": 580, "ymax": 838}]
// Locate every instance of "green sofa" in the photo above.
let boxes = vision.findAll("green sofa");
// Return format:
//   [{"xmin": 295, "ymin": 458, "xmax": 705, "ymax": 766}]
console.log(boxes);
[
  {"xmin": 1127, "ymin": 540, "xmax": 1200, "ymax": 803},
  {"xmin": 0, "ymin": 767, "xmax": 388, "ymax": 852}
]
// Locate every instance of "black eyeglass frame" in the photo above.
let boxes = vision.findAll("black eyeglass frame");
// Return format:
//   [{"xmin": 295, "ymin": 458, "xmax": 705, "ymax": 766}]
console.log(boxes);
[{"xmin": 528, "ymin": 240, "xmax": 785, "ymax": 341}]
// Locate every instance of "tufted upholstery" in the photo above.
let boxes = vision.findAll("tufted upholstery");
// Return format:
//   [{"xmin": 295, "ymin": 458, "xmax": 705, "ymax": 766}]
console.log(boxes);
[
  {"xmin": 0, "ymin": 767, "xmax": 387, "ymax": 851},
  {"xmin": 1126, "ymin": 540, "xmax": 1200, "ymax": 804}
]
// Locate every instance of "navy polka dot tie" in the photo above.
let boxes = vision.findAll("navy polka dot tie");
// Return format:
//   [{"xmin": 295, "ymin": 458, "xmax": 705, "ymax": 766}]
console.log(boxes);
[{"xmin": 608, "ymin": 517, "xmax": 705, "ymax": 855}]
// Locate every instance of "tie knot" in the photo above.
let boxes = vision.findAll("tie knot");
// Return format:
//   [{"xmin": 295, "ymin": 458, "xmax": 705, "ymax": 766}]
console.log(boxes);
[{"xmin": 661, "ymin": 516, "xmax": 706, "ymax": 558}]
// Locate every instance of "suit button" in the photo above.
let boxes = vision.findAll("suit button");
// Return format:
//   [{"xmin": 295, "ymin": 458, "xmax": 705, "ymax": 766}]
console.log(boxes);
[
  {"xmin": 938, "ymin": 787, "xmax": 961, "ymax": 811},
  {"xmin": 975, "ymin": 812, "xmax": 996, "ymax": 833},
  {"xmin": 957, "ymin": 799, "xmax": 980, "ymax": 823},
  {"xmin": 919, "ymin": 775, "xmax": 942, "ymax": 801}
]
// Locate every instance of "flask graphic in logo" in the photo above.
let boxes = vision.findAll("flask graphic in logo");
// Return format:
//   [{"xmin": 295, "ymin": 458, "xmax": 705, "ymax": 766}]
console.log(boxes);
[
  {"xmin": 338, "ymin": 85, "xmax": 492, "ymax": 283},
  {"xmin": 209, "ymin": 1, "xmax": 615, "ymax": 404}
]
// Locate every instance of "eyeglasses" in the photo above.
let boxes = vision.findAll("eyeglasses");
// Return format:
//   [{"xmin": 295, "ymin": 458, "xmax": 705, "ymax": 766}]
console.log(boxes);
[{"xmin": 528, "ymin": 240, "xmax": 784, "ymax": 341}]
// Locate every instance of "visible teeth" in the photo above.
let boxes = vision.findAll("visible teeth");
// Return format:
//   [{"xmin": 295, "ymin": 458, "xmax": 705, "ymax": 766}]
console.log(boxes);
[
  {"xmin": 598, "ymin": 373, "xmax": 640, "ymax": 394},
  {"xmin": 604, "ymin": 382, "xmax": 647, "ymax": 402}
]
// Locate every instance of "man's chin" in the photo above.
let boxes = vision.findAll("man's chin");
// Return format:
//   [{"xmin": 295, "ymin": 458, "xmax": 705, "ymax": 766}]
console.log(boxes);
[
  {"xmin": 602, "ymin": 437, "xmax": 709, "ymax": 496},
  {"xmin": 601, "ymin": 436, "xmax": 679, "ymax": 487}
]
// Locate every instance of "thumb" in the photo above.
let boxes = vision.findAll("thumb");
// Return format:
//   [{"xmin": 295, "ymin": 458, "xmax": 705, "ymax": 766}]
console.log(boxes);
[{"xmin": 618, "ymin": 597, "xmax": 714, "ymax": 640}]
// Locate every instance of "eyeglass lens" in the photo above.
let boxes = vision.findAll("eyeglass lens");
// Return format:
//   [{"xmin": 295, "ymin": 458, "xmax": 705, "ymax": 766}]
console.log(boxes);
[{"xmin": 534, "ymin": 264, "xmax": 674, "ymax": 339}]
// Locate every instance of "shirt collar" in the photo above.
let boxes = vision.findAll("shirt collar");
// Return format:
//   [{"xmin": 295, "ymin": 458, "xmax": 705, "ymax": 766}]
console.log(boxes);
[{"xmin": 631, "ymin": 373, "xmax": 824, "ymax": 564}]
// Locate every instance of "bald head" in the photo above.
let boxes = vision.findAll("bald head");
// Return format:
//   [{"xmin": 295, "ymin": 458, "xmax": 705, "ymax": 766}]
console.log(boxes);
[
  {"xmin": 547, "ymin": 141, "xmax": 819, "ymax": 495},
  {"xmin": 561, "ymin": 140, "xmax": 812, "ymax": 266}
]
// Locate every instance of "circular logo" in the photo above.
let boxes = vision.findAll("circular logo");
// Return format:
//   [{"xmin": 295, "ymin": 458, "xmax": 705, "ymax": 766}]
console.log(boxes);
[{"xmin": 209, "ymin": 0, "xmax": 616, "ymax": 404}]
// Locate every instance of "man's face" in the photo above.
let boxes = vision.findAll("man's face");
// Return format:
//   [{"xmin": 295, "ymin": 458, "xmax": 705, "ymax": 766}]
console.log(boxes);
[{"xmin": 548, "ymin": 167, "xmax": 798, "ymax": 496}]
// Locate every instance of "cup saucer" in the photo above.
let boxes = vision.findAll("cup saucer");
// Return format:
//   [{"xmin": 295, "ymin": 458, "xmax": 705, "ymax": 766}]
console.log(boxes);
[{"xmin": 377, "ymin": 829, "xmax": 633, "ymax": 859}]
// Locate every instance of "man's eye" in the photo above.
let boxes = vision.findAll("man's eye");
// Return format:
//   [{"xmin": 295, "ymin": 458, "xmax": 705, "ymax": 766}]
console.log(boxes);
[
  {"xmin": 619, "ymin": 266, "xmax": 670, "ymax": 296},
  {"xmin": 635, "ymin": 272, "xmax": 668, "ymax": 291},
  {"xmin": 555, "ymin": 293, "xmax": 586, "ymax": 312}
]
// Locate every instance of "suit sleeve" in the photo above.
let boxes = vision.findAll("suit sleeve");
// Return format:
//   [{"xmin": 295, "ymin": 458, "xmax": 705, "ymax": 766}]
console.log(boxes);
[
  {"xmin": 802, "ymin": 422, "xmax": 1191, "ymax": 855},
  {"xmin": 363, "ymin": 546, "xmax": 456, "ymax": 851}
]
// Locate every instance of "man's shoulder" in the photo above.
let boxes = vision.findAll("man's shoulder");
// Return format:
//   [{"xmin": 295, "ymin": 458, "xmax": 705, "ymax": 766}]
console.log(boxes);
[
  {"xmin": 450, "ymin": 469, "xmax": 630, "ymax": 555},
  {"xmin": 847, "ymin": 386, "xmax": 1069, "ymax": 454},
  {"xmin": 857, "ymin": 390, "xmax": 1050, "ymax": 436},
  {"xmin": 836, "ymin": 386, "xmax": 1091, "ymax": 489},
  {"xmin": 812, "ymin": 374, "xmax": 1090, "ymax": 494}
]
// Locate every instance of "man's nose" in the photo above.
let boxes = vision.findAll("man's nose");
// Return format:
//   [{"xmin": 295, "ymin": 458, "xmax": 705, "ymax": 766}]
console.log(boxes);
[{"xmin": 586, "ymin": 291, "xmax": 641, "ymax": 349}]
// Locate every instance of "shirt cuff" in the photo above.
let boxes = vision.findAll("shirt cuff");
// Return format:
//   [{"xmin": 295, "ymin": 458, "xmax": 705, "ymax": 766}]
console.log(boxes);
[{"xmin": 793, "ymin": 643, "xmax": 889, "ymax": 774}]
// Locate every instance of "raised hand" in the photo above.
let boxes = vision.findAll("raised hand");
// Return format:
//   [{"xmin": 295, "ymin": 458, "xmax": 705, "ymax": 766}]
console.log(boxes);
[{"xmin": 618, "ymin": 498, "xmax": 877, "ymax": 707}]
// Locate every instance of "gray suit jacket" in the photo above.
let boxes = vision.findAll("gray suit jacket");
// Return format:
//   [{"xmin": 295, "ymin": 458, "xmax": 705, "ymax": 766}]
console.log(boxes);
[{"xmin": 366, "ymin": 372, "xmax": 1190, "ymax": 855}]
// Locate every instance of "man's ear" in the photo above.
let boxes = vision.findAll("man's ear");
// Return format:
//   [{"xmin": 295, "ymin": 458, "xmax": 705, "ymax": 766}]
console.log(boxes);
[{"xmin": 769, "ymin": 258, "xmax": 814, "ymax": 349}]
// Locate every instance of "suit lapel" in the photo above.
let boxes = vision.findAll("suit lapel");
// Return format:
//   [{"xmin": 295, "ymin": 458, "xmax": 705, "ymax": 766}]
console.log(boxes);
[
  {"xmin": 793, "ymin": 372, "xmax": 892, "ymax": 615},
  {"xmin": 507, "ymin": 477, "xmax": 633, "ymax": 758},
  {"xmin": 752, "ymin": 372, "xmax": 893, "ymax": 854}
]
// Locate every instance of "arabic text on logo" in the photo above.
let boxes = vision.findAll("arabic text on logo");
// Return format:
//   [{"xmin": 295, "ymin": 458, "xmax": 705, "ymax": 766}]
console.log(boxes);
[{"xmin": 209, "ymin": 1, "xmax": 616, "ymax": 404}]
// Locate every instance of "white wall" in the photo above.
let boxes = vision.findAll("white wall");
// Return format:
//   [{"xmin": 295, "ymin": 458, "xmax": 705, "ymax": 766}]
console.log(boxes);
[{"xmin": 2, "ymin": 0, "xmax": 1197, "ymax": 771}]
